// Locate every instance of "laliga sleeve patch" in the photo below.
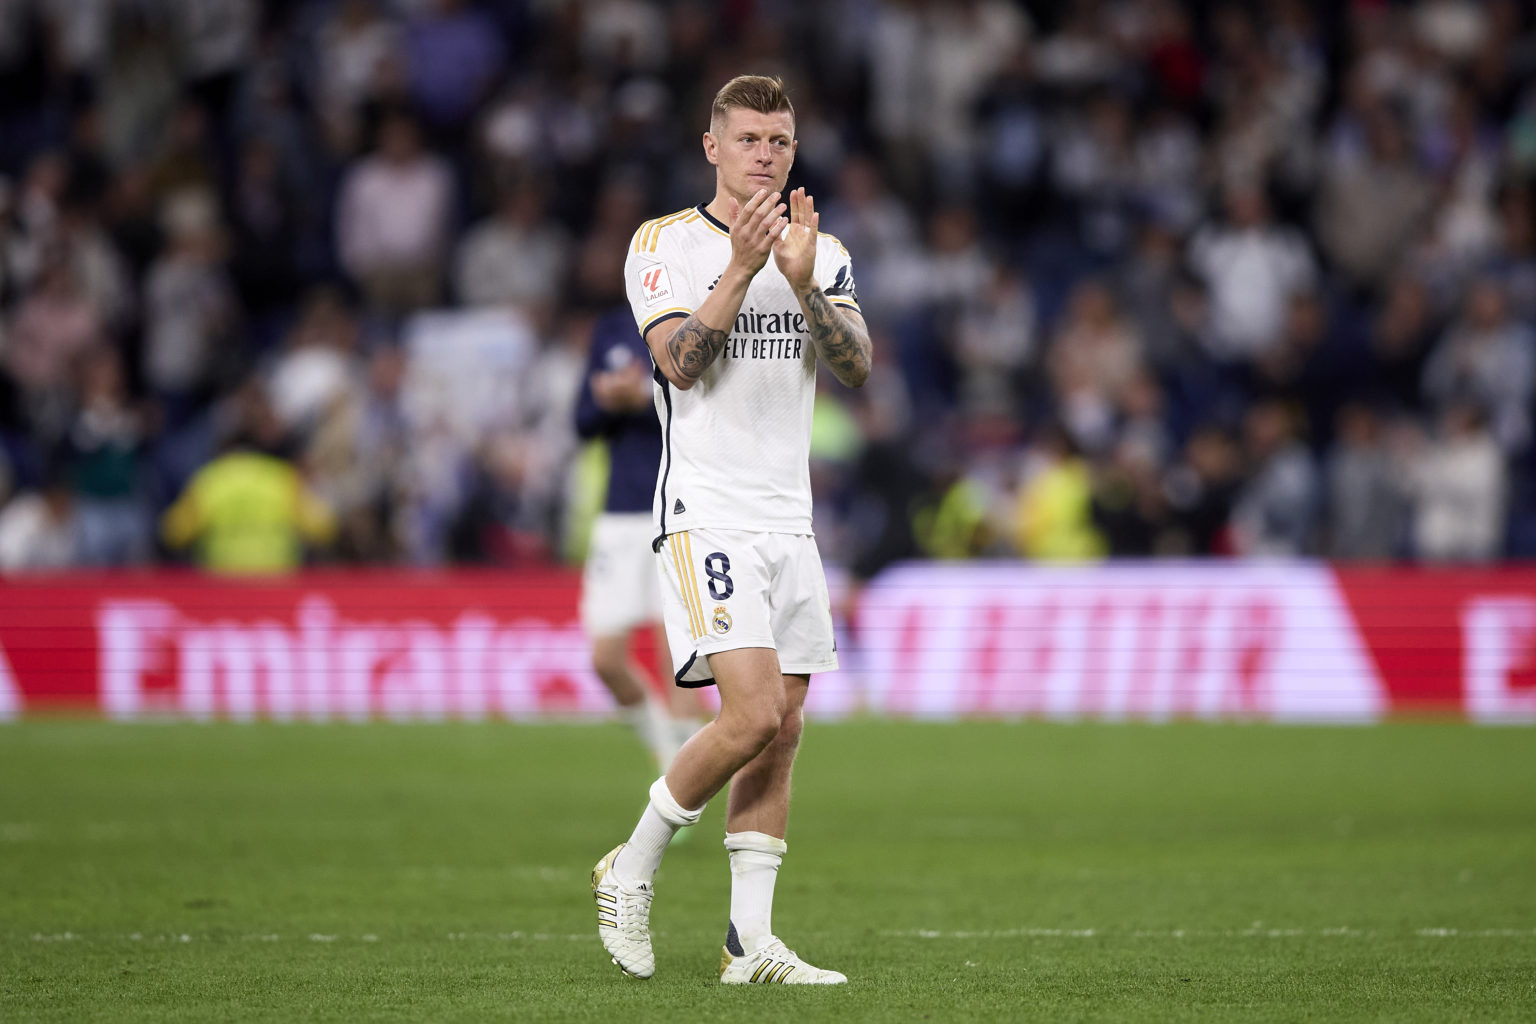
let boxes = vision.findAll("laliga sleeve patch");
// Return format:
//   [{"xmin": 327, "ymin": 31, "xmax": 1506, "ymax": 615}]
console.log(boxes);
[{"xmin": 637, "ymin": 264, "xmax": 674, "ymax": 307}]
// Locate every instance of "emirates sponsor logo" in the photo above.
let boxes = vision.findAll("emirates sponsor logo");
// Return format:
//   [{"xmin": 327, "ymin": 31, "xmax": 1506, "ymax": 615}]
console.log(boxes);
[{"xmin": 97, "ymin": 596, "xmax": 603, "ymax": 721}]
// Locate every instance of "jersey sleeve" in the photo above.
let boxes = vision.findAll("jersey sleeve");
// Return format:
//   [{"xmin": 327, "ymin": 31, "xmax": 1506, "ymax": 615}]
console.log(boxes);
[
  {"xmin": 625, "ymin": 221, "xmax": 698, "ymax": 340},
  {"xmin": 816, "ymin": 234, "xmax": 861, "ymax": 313}
]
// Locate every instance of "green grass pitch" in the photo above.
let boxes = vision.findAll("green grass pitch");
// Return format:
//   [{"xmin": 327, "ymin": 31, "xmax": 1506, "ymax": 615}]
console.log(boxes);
[{"xmin": 2, "ymin": 719, "xmax": 1534, "ymax": 1022}]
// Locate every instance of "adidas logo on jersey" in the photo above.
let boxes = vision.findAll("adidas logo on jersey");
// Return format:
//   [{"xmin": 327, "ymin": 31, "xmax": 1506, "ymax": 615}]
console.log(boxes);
[{"xmin": 673, "ymin": 499, "xmax": 686, "ymax": 515}]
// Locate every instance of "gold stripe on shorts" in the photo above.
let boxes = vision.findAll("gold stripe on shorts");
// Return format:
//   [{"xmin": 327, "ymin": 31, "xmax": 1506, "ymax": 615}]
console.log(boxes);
[
  {"xmin": 682, "ymin": 532, "xmax": 708, "ymax": 638},
  {"xmin": 680, "ymin": 531, "xmax": 710, "ymax": 636},
  {"xmin": 668, "ymin": 535, "xmax": 704, "ymax": 638}
]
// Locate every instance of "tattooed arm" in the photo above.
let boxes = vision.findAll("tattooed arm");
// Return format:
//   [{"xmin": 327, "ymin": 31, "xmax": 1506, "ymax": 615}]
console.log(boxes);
[
  {"xmin": 772, "ymin": 188, "xmax": 871, "ymax": 388},
  {"xmin": 660, "ymin": 313, "xmax": 730, "ymax": 384},
  {"xmin": 643, "ymin": 188, "xmax": 787, "ymax": 390},
  {"xmin": 644, "ymin": 275, "xmax": 747, "ymax": 390},
  {"xmin": 797, "ymin": 285, "xmax": 871, "ymax": 389}
]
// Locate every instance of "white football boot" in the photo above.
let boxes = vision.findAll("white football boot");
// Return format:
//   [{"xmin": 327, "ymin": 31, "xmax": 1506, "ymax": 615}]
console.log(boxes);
[
  {"xmin": 719, "ymin": 934, "xmax": 847, "ymax": 985},
  {"xmin": 592, "ymin": 844, "xmax": 655, "ymax": 979}
]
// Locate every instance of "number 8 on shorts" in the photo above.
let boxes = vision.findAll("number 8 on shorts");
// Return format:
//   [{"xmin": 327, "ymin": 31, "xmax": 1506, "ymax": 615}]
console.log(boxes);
[{"xmin": 656, "ymin": 528, "xmax": 838, "ymax": 687}]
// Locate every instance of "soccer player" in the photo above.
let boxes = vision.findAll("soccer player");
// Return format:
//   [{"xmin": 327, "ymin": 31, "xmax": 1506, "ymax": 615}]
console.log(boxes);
[
  {"xmin": 593, "ymin": 75, "xmax": 870, "ymax": 985},
  {"xmin": 575, "ymin": 308, "xmax": 701, "ymax": 770}
]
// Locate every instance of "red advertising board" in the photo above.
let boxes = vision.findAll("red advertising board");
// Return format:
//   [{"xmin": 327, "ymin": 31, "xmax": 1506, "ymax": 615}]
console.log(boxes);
[
  {"xmin": 0, "ymin": 570, "xmax": 611, "ymax": 720},
  {"xmin": 2, "ymin": 565, "xmax": 1534, "ymax": 722},
  {"xmin": 1332, "ymin": 568, "xmax": 1536, "ymax": 719}
]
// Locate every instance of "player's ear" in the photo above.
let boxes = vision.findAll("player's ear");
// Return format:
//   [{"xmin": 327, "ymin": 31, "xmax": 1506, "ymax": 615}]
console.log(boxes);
[{"xmin": 702, "ymin": 131, "xmax": 719, "ymax": 166}]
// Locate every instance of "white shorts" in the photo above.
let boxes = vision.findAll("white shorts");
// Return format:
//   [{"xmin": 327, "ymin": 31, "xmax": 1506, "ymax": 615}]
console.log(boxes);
[
  {"xmin": 655, "ymin": 528, "xmax": 838, "ymax": 687},
  {"xmin": 579, "ymin": 513, "xmax": 663, "ymax": 637}
]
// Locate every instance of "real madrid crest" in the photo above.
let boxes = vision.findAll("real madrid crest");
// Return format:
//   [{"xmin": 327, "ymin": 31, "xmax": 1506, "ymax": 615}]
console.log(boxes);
[{"xmin": 712, "ymin": 605, "xmax": 733, "ymax": 634}]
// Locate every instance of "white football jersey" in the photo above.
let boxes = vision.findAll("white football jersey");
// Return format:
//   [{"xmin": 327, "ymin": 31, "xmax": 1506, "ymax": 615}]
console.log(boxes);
[{"xmin": 624, "ymin": 204, "xmax": 861, "ymax": 540}]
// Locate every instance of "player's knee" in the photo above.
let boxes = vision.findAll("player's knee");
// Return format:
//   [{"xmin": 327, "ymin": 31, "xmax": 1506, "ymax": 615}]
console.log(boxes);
[
  {"xmin": 772, "ymin": 706, "xmax": 804, "ymax": 751},
  {"xmin": 721, "ymin": 700, "xmax": 785, "ymax": 756},
  {"xmin": 745, "ymin": 707, "xmax": 785, "ymax": 754}
]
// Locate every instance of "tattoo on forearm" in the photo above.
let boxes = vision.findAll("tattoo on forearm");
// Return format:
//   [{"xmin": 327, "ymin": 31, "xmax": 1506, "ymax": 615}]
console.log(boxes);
[
  {"xmin": 668, "ymin": 314, "xmax": 728, "ymax": 381},
  {"xmin": 804, "ymin": 288, "xmax": 871, "ymax": 387}
]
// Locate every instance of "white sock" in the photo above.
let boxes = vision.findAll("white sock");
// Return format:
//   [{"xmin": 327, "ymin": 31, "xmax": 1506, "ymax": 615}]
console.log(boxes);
[
  {"xmin": 617, "ymin": 702, "xmax": 650, "ymax": 746},
  {"xmin": 613, "ymin": 776, "xmax": 702, "ymax": 886},
  {"xmin": 620, "ymin": 699, "xmax": 681, "ymax": 770},
  {"xmin": 724, "ymin": 831, "xmax": 787, "ymax": 955}
]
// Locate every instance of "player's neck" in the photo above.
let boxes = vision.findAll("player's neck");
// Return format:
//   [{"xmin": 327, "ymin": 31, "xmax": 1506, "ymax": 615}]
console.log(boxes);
[{"xmin": 704, "ymin": 189, "xmax": 746, "ymax": 227}]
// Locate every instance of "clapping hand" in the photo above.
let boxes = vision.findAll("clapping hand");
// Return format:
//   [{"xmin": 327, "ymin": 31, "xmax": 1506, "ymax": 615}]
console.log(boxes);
[
  {"xmin": 772, "ymin": 187, "xmax": 818, "ymax": 294},
  {"xmin": 727, "ymin": 188, "xmax": 788, "ymax": 276}
]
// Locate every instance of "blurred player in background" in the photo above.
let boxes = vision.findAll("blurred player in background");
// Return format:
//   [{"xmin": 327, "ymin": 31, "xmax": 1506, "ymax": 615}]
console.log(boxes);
[
  {"xmin": 592, "ymin": 75, "xmax": 870, "ymax": 985},
  {"xmin": 575, "ymin": 309, "xmax": 703, "ymax": 770}
]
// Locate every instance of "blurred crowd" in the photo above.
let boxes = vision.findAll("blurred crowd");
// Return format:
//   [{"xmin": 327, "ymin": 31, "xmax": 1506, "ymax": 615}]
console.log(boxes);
[{"xmin": 0, "ymin": 0, "xmax": 1533, "ymax": 574}]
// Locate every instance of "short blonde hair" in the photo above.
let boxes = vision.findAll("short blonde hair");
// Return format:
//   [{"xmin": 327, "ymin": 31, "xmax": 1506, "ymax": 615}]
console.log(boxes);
[{"xmin": 709, "ymin": 75, "xmax": 795, "ymax": 134}]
